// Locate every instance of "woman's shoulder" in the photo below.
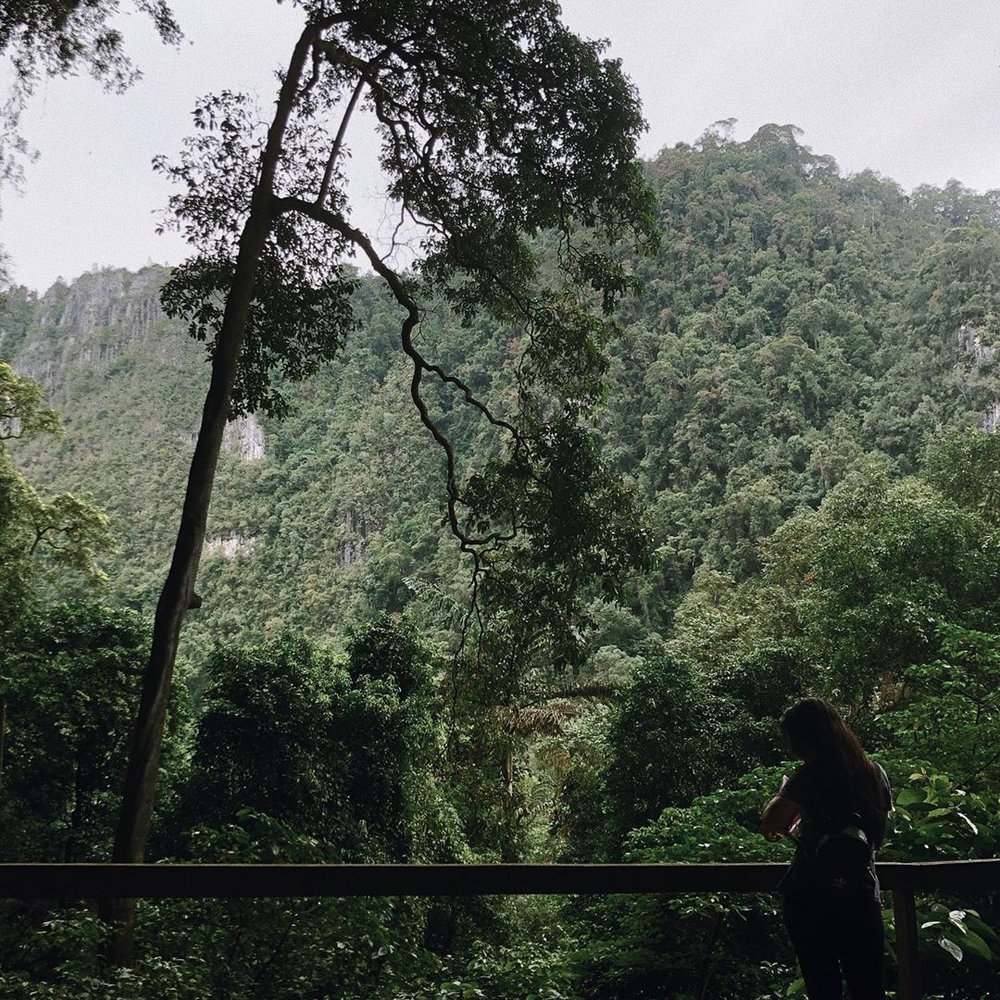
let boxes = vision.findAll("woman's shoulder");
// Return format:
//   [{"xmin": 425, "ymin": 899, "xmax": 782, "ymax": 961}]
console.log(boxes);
[
  {"xmin": 781, "ymin": 761, "xmax": 823, "ymax": 803},
  {"xmin": 870, "ymin": 760, "xmax": 893, "ymax": 808}
]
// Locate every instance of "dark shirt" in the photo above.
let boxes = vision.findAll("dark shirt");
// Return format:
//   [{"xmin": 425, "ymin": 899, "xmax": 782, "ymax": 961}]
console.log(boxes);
[{"xmin": 778, "ymin": 759, "xmax": 892, "ymax": 900}]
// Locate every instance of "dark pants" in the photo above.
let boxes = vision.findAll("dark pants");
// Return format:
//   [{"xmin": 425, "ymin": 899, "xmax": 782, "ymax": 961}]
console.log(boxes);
[{"xmin": 783, "ymin": 891, "xmax": 886, "ymax": 1000}]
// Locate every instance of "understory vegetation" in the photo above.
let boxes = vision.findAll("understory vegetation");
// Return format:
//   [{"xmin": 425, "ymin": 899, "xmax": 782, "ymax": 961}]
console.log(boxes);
[{"xmin": 2, "ymin": 124, "xmax": 1000, "ymax": 997}]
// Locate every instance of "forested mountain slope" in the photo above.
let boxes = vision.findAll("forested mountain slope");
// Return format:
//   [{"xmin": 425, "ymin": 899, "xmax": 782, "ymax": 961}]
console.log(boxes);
[
  {"xmin": 4, "ymin": 124, "xmax": 1000, "ymax": 1000},
  {"xmin": 602, "ymin": 123, "xmax": 999, "ymax": 607},
  {"xmin": 2, "ymin": 124, "xmax": 998, "ymax": 657},
  {"xmin": 2, "ymin": 267, "xmax": 457, "ymax": 656}
]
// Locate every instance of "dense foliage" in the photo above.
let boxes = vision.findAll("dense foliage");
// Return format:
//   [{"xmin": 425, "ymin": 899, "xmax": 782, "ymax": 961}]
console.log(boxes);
[{"xmin": 2, "ymin": 124, "xmax": 999, "ymax": 997}]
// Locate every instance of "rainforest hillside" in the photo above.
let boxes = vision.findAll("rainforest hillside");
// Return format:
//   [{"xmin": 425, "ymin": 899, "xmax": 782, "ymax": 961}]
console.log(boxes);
[
  {"xmin": 3, "ymin": 124, "xmax": 1000, "ymax": 998},
  {"xmin": 2, "ymin": 124, "xmax": 998, "ymax": 656}
]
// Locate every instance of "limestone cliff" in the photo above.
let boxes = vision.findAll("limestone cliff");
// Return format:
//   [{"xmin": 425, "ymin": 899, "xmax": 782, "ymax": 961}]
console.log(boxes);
[
  {"xmin": 11, "ymin": 267, "xmax": 174, "ymax": 395},
  {"xmin": 957, "ymin": 323, "xmax": 1000, "ymax": 433}
]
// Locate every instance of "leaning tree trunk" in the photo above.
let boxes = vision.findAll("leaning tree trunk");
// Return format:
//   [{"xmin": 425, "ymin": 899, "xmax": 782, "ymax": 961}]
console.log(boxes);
[{"xmin": 99, "ymin": 25, "xmax": 315, "ymax": 966}]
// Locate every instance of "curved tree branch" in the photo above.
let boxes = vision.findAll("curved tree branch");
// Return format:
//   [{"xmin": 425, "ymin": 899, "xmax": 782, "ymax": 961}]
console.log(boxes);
[{"xmin": 274, "ymin": 195, "xmax": 522, "ymax": 553}]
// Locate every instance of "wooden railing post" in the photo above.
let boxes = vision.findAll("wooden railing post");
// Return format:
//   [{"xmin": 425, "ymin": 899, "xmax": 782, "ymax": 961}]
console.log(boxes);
[{"xmin": 892, "ymin": 888, "xmax": 921, "ymax": 1000}]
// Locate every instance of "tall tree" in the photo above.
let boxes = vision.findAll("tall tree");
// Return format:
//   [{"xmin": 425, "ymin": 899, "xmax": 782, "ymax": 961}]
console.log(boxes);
[
  {"xmin": 0, "ymin": 363, "xmax": 113, "ymax": 814},
  {"xmin": 106, "ymin": 0, "xmax": 655, "ymax": 960},
  {"xmin": 1, "ymin": 603, "xmax": 151, "ymax": 864},
  {"xmin": 0, "ymin": 361, "xmax": 112, "ymax": 634}
]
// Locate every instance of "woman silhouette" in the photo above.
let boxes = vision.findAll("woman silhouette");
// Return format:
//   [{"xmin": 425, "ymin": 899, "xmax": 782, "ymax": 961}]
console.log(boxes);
[{"xmin": 761, "ymin": 698, "xmax": 892, "ymax": 1000}]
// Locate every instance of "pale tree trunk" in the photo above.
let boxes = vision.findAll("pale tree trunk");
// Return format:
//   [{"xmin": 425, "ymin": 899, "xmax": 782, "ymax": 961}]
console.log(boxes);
[{"xmin": 100, "ymin": 24, "xmax": 316, "ymax": 966}]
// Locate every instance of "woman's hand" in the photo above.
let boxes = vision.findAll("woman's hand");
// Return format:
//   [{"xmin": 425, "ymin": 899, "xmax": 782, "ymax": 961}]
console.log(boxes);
[{"xmin": 761, "ymin": 792, "xmax": 801, "ymax": 842}]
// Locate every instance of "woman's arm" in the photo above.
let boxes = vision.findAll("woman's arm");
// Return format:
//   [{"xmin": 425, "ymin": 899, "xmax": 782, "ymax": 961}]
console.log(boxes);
[{"xmin": 761, "ymin": 793, "xmax": 801, "ymax": 842}]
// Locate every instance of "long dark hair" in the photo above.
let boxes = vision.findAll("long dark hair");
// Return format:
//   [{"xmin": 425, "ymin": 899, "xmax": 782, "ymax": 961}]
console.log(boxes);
[{"xmin": 780, "ymin": 697, "xmax": 887, "ymax": 846}]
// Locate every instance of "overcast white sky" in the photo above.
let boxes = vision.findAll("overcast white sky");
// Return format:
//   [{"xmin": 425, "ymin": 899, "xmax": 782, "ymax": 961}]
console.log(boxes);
[{"xmin": 3, "ymin": 0, "xmax": 1000, "ymax": 293}]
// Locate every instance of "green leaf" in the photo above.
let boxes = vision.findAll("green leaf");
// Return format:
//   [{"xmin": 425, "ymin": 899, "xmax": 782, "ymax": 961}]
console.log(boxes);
[
  {"xmin": 959, "ymin": 930, "xmax": 994, "ymax": 962},
  {"xmin": 955, "ymin": 811, "xmax": 979, "ymax": 834},
  {"xmin": 938, "ymin": 937, "xmax": 963, "ymax": 962}
]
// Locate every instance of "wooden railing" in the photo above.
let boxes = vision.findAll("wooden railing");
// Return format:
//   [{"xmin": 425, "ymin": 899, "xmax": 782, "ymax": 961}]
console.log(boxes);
[{"xmin": 3, "ymin": 860, "xmax": 999, "ymax": 1000}]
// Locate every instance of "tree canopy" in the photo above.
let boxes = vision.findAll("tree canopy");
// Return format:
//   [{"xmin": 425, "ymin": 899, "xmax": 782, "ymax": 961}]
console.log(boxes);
[
  {"xmin": 2, "ymin": 36, "xmax": 1000, "ymax": 985},
  {"xmin": 100, "ymin": 1, "xmax": 659, "ymax": 963}
]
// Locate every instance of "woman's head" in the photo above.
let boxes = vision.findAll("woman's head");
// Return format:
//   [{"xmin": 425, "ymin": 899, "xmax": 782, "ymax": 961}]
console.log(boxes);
[
  {"xmin": 780, "ymin": 697, "xmax": 865, "ymax": 766},
  {"xmin": 780, "ymin": 696, "xmax": 887, "ymax": 845}
]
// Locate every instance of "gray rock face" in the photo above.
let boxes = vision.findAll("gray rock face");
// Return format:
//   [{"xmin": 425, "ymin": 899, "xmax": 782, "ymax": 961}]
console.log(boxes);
[
  {"xmin": 53, "ymin": 269, "xmax": 162, "ymax": 342},
  {"xmin": 957, "ymin": 323, "xmax": 996, "ymax": 363},
  {"xmin": 957, "ymin": 323, "xmax": 999, "ymax": 434},
  {"xmin": 223, "ymin": 415, "xmax": 265, "ymax": 461},
  {"xmin": 983, "ymin": 402, "xmax": 1000, "ymax": 435},
  {"xmin": 203, "ymin": 533, "xmax": 257, "ymax": 560},
  {"xmin": 340, "ymin": 508, "xmax": 366, "ymax": 568},
  {"xmin": 182, "ymin": 414, "xmax": 266, "ymax": 461},
  {"xmin": 13, "ymin": 267, "xmax": 170, "ymax": 393}
]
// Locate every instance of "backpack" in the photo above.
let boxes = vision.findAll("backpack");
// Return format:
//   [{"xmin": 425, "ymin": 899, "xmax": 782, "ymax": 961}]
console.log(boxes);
[{"xmin": 813, "ymin": 810, "xmax": 873, "ymax": 883}]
